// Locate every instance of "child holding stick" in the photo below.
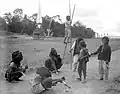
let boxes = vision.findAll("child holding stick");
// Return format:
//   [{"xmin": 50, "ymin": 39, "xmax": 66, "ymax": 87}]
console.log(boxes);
[{"xmin": 64, "ymin": 15, "xmax": 72, "ymax": 44}]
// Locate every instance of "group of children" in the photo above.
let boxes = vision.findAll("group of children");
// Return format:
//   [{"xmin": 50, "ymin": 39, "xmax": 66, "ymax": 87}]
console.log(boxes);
[
  {"xmin": 70, "ymin": 36, "xmax": 111, "ymax": 83},
  {"xmin": 4, "ymin": 36, "xmax": 112, "ymax": 93},
  {"xmin": 63, "ymin": 15, "xmax": 111, "ymax": 83},
  {"xmin": 4, "ymin": 15, "xmax": 112, "ymax": 93},
  {"xmin": 4, "ymin": 49, "xmax": 65, "ymax": 94}
]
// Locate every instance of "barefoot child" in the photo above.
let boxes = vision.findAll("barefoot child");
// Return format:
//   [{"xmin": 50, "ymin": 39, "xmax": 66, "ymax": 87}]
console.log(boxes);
[
  {"xmin": 5, "ymin": 50, "xmax": 28, "ymax": 82},
  {"xmin": 77, "ymin": 41, "xmax": 90, "ymax": 83},
  {"xmin": 30, "ymin": 67, "xmax": 66, "ymax": 94},
  {"xmin": 70, "ymin": 37, "xmax": 85, "ymax": 72},
  {"xmin": 64, "ymin": 15, "xmax": 72, "ymax": 44},
  {"xmin": 90, "ymin": 36, "xmax": 111, "ymax": 80}
]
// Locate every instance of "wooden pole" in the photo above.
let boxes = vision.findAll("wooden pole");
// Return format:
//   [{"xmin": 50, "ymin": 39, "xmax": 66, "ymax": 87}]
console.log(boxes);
[
  {"xmin": 69, "ymin": 0, "xmax": 71, "ymax": 17},
  {"xmin": 72, "ymin": 4, "xmax": 76, "ymax": 20},
  {"xmin": 70, "ymin": 4, "xmax": 76, "ymax": 69}
]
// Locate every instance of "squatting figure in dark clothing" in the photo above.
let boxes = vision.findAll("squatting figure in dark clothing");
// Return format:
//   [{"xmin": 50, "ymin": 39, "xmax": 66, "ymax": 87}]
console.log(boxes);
[
  {"xmin": 45, "ymin": 48, "xmax": 63, "ymax": 73},
  {"xmin": 5, "ymin": 50, "xmax": 28, "ymax": 82},
  {"xmin": 91, "ymin": 36, "xmax": 111, "ymax": 80}
]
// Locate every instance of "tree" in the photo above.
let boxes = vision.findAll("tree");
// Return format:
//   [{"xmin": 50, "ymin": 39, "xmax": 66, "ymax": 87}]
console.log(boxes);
[
  {"xmin": 31, "ymin": 13, "xmax": 37, "ymax": 22},
  {"xmin": 3, "ymin": 12, "xmax": 12, "ymax": 24},
  {"xmin": 13, "ymin": 8, "xmax": 23, "ymax": 21},
  {"xmin": 0, "ymin": 17, "xmax": 6, "ymax": 31}
]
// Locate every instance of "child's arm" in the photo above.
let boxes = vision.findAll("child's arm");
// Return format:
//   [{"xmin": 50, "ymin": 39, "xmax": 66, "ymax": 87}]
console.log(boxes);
[
  {"xmin": 50, "ymin": 57, "xmax": 57, "ymax": 72},
  {"xmin": 79, "ymin": 49, "xmax": 90, "ymax": 60},
  {"xmin": 91, "ymin": 45, "xmax": 102, "ymax": 56},
  {"xmin": 78, "ymin": 49, "xmax": 84, "ymax": 60},
  {"xmin": 107, "ymin": 46, "xmax": 112, "ymax": 63}
]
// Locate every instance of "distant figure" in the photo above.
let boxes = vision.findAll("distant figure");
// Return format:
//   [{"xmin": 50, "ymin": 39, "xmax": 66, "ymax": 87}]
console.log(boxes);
[
  {"xmin": 30, "ymin": 67, "xmax": 65, "ymax": 94},
  {"xmin": 5, "ymin": 50, "xmax": 28, "ymax": 82},
  {"xmin": 45, "ymin": 48, "xmax": 63, "ymax": 73},
  {"xmin": 90, "ymin": 36, "xmax": 111, "ymax": 80},
  {"xmin": 64, "ymin": 15, "xmax": 72, "ymax": 44},
  {"xmin": 77, "ymin": 41, "xmax": 90, "ymax": 83}
]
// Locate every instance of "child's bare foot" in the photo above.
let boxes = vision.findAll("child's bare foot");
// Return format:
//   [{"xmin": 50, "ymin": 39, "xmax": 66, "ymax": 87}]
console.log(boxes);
[
  {"xmin": 82, "ymin": 79, "xmax": 86, "ymax": 83},
  {"xmin": 64, "ymin": 42, "xmax": 67, "ymax": 44},
  {"xmin": 76, "ymin": 78, "xmax": 81, "ymax": 81}
]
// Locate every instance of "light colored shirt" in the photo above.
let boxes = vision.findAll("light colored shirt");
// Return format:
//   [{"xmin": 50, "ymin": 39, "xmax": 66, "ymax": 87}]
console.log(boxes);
[
  {"xmin": 71, "ymin": 41, "xmax": 76, "ymax": 51},
  {"xmin": 65, "ymin": 20, "xmax": 71, "ymax": 29}
]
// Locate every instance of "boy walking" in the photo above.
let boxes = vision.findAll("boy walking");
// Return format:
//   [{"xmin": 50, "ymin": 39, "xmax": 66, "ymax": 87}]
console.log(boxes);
[
  {"xmin": 77, "ymin": 41, "xmax": 90, "ymax": 83},
  {"xmin": 91, "ymin": 36, "xmax": 111, "ymax": 80}
]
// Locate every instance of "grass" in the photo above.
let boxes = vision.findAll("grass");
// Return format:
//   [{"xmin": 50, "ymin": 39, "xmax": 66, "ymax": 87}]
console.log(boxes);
[{"xmin": 1, "ymin": 38, "xmax": 120, "ymax": 72}]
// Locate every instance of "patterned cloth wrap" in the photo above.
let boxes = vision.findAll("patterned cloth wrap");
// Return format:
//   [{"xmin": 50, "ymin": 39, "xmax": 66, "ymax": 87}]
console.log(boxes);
[{"xmin": 30, "ymin": 74, "xmax": 52, "ymax": 94}]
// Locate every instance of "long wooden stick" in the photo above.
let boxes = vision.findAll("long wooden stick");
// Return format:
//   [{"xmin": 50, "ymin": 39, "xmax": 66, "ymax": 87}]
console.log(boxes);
[
  {"xmin": 63, "ymin": 43, "xmax": 67, "ymax": 60},
  {"xmin": 69, "ymin": 4, "xmax": 76, "ymax": 69},
  {"xmin": 72, "ymin": 4, "xmax": 76, "ymax": 21},
  {"xmin": 69, "ymin": 0, "xmax": 71, "ymax": 17}
]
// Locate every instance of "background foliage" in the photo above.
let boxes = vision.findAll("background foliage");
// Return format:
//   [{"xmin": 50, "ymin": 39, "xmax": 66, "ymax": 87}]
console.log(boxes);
[{"xmin": 1, "ymin": 8, "xmax": 95, "ymax": 38}]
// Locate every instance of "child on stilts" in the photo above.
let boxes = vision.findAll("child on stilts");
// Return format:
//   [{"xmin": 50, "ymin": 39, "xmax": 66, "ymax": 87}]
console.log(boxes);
[{"xmin": 64, "ymin": 15, "xmax": 72, "ymax": 44}]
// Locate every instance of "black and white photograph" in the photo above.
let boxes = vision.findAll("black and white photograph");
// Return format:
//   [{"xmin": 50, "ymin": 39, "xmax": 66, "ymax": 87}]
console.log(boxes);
[{"xmin": 0, "ymin": 0, "xmax": 120, "ymax": 94}]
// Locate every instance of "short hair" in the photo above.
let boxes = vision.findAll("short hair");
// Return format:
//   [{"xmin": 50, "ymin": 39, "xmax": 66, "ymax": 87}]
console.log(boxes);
[
  {"xmin": 12, "ymin": 50, "xmax": 23, "ymax": 62},
  {"xmin": 77, "ymin": 37, "xmax": 84, "ymax": 42},
  {"xmin": 80, "ymin": 42, "xmax": 87, "ymax": 48},
  {"xmin": 66, "ymin": 15, "xmax": 70, "ymax": 20},
  {"xmin": 102, "ymin": 36, "xmax": 109, "ymax": 44},
  {"xmin": 49, "ymin": 48, "xmax": 57, "ymax": 56}
]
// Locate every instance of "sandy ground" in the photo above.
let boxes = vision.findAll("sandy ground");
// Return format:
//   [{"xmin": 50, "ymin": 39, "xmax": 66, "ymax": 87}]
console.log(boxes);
[{"xmin": 0, "ymin": 37, "xmax": 120, "ymax": 94}]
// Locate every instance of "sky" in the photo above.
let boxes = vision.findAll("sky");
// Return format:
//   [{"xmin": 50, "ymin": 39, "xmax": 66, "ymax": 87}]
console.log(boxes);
[{"xmin": 0, "ymin": 0, "xmax": 120, "ymax": 36}]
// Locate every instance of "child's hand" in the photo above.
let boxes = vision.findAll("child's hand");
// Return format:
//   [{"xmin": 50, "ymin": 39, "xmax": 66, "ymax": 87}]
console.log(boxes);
[
  {"xmin": 106, "ymin": 60, "xmax": 109, "ymax": 64},
  {"xmin": 69, "ymin": 50, "xmax": 72, "ymax": 53},
  {"xmin": 25, "ymin": 65, "xmax": 28, "ymax": 69}
]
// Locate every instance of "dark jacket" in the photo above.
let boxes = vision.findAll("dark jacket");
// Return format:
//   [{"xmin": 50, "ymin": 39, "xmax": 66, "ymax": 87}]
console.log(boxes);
[
  {"xmin": 92, "ymin": 44, "xmax": 111, "ymax": 62},
  {"xmin": 73, "ymin": 40, "xmax": 82, "ymax": 56}
]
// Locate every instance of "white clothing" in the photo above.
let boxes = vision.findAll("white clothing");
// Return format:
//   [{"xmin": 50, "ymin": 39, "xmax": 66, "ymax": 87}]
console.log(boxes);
[{"xmin": 72, "ymin": 54, "xmax": 79, "ymax": 72}]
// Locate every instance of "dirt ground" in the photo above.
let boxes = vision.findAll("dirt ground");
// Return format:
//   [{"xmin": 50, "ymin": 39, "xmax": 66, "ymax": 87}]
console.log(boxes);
[{"xmin": 0, "ymin": 37, "xmax": 120, "ymax": 94}]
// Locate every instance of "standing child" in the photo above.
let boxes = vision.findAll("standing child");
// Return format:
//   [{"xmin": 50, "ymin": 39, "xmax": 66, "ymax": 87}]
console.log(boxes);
[
  {"xmin": 64, "ymin": 15, "xmax": 72, "ymax": 44},
  {"xmin": 77, "ymin": 41, "xmax": 90, "ymax": 83},
  {"xmin": 90, "ymin": 36, "xmax": 111, "ymax": 80},
  {"xmin": 70, "ymin": 37, "xmax": 85, "ymax": 72}
]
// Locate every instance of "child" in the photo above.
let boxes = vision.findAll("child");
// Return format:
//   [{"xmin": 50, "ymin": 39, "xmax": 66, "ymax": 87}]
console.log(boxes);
[
  {"xmin": 5, "ymin": 50, "xmax": 28, "ymax": 82},
  {"xmin": 30, "ymin": 67, "xmax": 65, "ymax": 94},
  {"xmin": 90, "ymin": 36, "xmax": 111, "ymax": 80},
  {"xmin": 45, "ymin": 48, "xmax": 63, "ymax": 73},
  {"xmin": 77, "ymin": 41, "xmax": 90, "ymax": 83},
  {"xmin": 70, "ymin": 37, "xmax": 86, "ymax": 72},
  {"xmin": 64, "ymin": 15, "xmax": 72, "ymax": 44}
]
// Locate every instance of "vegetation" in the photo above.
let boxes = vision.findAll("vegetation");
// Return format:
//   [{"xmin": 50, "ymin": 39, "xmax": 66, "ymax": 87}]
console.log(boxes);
[{"xmin": 1, "ymin": 8, "xmax": 95, "ymax": 38}]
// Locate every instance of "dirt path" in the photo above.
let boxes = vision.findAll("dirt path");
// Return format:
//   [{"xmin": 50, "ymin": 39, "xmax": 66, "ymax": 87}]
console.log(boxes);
[{"xmin": 0, "ymin": 39, "xmax": 120, "ymax": 94}]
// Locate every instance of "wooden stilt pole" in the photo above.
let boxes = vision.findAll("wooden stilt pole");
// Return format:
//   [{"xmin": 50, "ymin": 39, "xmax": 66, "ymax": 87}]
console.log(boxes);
[
  {"xmin": 63, "ymin": 0, "xmax": 76, "ymax": 69},
  {"xmin": 70, "ymin": 4, "xmax": 76, "ymax": 69},
  {"xmin": 63, "ymin": 43, "xmax": 67, "ymax": 60}
]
